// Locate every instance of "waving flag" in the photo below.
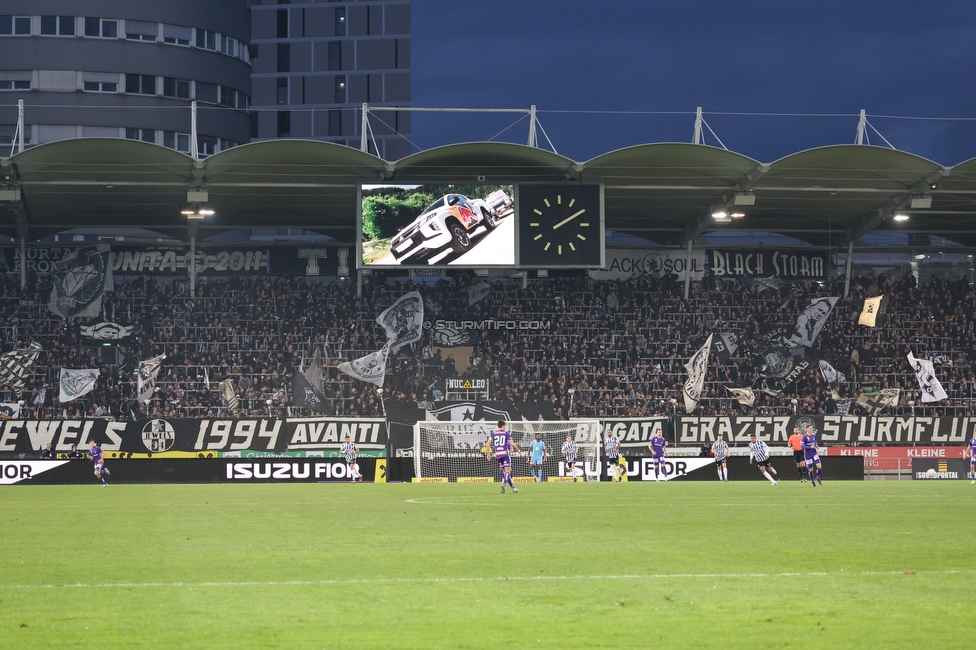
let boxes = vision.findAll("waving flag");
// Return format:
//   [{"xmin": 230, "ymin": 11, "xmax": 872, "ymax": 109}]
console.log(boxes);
[
  {"xmin": 0, "ymin": 342, "xmax": 42, "ymax": 397},
  {"xmin": 791, "ymin": 297, "xmax": 838, "ymax": 347},
  {"xmin": 727, "ymin": 387, "xmax": 756, "ymax": 406},
  {"xmin": 136, "ymin": 354, "xmax": 166, "ymax": 403},
  {"xmin": 378, "ymin": 291, "xmax": 425, "ymax": 353},
  {"xmin": 338, "ymin": 341, "xmax": 392, "ymax": 388},
  {"xmin": 907, "ymin": 352, "xmax": 948, "ymax": 403},
  {"xmin": 857, "ymin": 388, "xmax": 900, "ymax": 415},
  {"xmin": 858, "ymin": 295, "xmax": 886, "ymax": 327},
  {"xmin": 48, "ymin": 245, "xmax": 113, "ymax": 319},
  {"xmin": 683, "ymin": 334, "xmax": 713, "ymax": 414},
  {"xmin": 818, "ymin": 359, "xmax": 846, "ymax": 385},
  {"xmin": 59, "ymin": 368, "xmax": 99, "ymax": 402}
]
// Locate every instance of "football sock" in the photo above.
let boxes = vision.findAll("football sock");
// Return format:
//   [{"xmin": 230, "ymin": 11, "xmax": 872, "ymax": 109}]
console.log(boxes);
[
  {"xmin": 722, "ymin": 467, "xmax": 728, "ymax": 480},
  {"xmin": 762, "ymin": 471, "xmax": 774, "ymax": 483},
  {"xmin": 717, "ymin": 469, "xmax": 723, "ymax": 481},
  {"xmin": 100, "ymin": 477, "xmax": 108, "ymax": 486}
]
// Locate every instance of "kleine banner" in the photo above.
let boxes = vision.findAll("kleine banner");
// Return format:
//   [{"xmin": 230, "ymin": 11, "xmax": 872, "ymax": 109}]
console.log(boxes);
[{"xmin": 826, "ymin": 445, "xmax": 966, "ymax": 470}]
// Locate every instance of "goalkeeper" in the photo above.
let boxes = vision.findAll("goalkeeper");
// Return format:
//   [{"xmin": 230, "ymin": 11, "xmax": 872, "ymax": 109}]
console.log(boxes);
[{"xmin": 528, "ymin": 432, "xmax": 548, "ymax": 482}]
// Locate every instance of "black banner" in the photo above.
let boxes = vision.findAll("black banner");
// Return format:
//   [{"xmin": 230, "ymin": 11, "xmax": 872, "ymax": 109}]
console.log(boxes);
[
  {"xmin": 675, "ymin": 416, "xmax": 974, "ymax": 445},
  {"xmin": 0, "ymin": 458, "xmax": 383, "ymax": 484},
  {"xmin": 0, "ymin": 245, "xmax": 352, "ymax": 277},
  {"xmin": 0, "ymin": 417, "xmax": 387, "ymax": 455},
  {"xmin": 602, "ymin": 417, "xmax": 668, "ymax": 452},
  {"xmin": 707, "ymin": 249, "xmax": 829, "ymax": 279}
]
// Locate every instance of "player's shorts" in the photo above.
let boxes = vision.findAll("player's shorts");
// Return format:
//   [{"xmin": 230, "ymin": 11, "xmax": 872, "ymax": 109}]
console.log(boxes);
[
  {"xmin": 804, "ymin": 452, "xmax": 821, "ymax": 465},
  {"xmin": 531, "ymin": 455, "xmax": 544, "ymax": 465},
  {"xmin": 345, "ymin": 457, "xmax": 357, "ymax": 465},
  {"xmin": 495, "ymin": 453, "xmax": 511, "ymax": 469},
  {"xmin": 93, "ymin": 462, "xmax": 104, "ymax": 473},
  {"xmin": 652, "ymin": 454, "xmax": 666, "ymax": 463},
  {"xmin": 970, "ymin": 456, "xmax": 976, "ymax": 466},
  {"xmin": 756, "ymin": 458, "xmax": 772, "ymax": 469},
  {"xmin": 793, "ymin": 450, "xmax": 805, "ymax": 463},
  {"xmin": 606, "ymin": 455, "xmax": 619, "ymax": 463},
  {"xmin": 714, "ymin": 456, "xmax": 727, "ymax": 465}
]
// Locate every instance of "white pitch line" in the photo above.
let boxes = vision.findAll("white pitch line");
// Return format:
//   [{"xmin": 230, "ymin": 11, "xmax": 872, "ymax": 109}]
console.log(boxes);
[{"xmin": 2, "ymin": 569, "xmax": 972, "ymax": 591}]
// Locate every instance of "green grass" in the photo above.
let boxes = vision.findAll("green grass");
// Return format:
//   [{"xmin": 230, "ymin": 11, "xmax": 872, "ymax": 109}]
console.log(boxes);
[{"xmin": 1, "ymin": 480, "xmax": 974, "ymax": 648}]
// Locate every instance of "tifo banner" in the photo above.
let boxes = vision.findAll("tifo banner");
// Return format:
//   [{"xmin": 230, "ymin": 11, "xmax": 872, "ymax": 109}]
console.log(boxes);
[
  {"xmin": 0, "ymin": 417, "xmax": 388, "ymax": 455},
  {"xmin": 674, "ymin": 415, "xmax": 975, "ymax": 445},
  {"xmin": 707, "ymin": 249, "xmax": 829, "ymax": 279},
  {"xmin": 0, "ymin": 245, "xmax": 352, "ymax": 277},
  {"xmin": 597, "ymin": 417, "xmax": 668, "ymax": 451},
  {"xmin": 48, "ymin": 245, "xmax": 113, "ymax": 318},
  {"xmin": 589, "ymin": 248, "xmax": 706, "ymax": 282}
]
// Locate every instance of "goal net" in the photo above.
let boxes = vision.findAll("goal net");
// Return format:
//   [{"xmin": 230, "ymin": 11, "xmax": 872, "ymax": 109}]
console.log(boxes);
[{"xmin": 413, "ymin": 420, "xmax": 602, "ymax": 482}]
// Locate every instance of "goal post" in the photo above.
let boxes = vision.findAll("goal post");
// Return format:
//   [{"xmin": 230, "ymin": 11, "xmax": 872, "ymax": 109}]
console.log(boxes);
[{"xmin": 413, "ymin": 420, "xmax": 602, "ymax": 482}]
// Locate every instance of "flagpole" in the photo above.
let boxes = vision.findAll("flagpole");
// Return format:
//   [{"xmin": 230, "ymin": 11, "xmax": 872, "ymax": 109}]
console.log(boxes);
[{"xmin": 376, "ymin": 387, "xmax": 386, "ymax": 418}]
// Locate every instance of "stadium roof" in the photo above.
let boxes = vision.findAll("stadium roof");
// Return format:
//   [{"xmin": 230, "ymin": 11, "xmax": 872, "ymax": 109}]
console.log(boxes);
[{"xmin": 1, "ymin": 138, "xmax": 975, "ymax": 248}]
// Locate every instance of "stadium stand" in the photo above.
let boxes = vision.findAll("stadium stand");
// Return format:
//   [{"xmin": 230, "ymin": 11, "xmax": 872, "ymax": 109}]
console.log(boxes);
[{"xmin": 3, "ymin": 267, "xmax": 971, "ymax": 421}]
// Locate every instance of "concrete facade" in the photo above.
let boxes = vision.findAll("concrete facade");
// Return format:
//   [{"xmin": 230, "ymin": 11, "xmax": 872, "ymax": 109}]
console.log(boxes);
[
  {"xmin": 0, "ymin": 0, "xmax": 252, "ymax": 155},
  {"xmin": 249, "ymin": 0, "xmax": 411, "ymax": 160}
]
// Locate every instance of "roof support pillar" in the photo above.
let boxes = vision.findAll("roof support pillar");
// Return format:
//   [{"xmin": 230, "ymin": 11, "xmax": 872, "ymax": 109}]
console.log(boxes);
[
  {"xmin": 15, "ymin": 213, "xmax": 27, "ymax": 290},
  {"xmin": 190, "ymin": 101, "xmax": 199, "ymax": 160},
  {"xmin": 843, "ymin": 240, "xmax": 854, "ymax": 298},
  {"xmin": 683, "ymin": 240, "xmax": 693, "ymax": 299},
  {"xmin": 188, "ymin": 221, "xmax": 199, "ymax": 298}
]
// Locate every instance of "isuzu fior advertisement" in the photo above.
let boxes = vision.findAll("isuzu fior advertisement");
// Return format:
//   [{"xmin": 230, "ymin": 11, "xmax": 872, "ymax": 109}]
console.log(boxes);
[{"xmin": 360, "ymin": 184, "xmax": 515, "ymax": 267}]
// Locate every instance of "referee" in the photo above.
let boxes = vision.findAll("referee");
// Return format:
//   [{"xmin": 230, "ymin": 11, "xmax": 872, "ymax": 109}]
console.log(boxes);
[
  {"xmin": 788, "ymin": 426, "xmax": 808, "ymax": 482},
  {"xmin": 604, "ymin": 428, "xmax": 622, "ymax": 481},
  {"xmin": 748, "ymin": 433, "xmax": 778, "ymax": 485}
]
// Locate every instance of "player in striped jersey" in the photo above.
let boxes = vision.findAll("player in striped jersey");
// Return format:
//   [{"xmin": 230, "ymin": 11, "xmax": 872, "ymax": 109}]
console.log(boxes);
[
  {"xmin": 748, "ymin": 434, "xmax": 778, "ymax": 485},
  {"xmin": 562, "ymin": 435, "xmax": 580, "ymax": 482},
  {"xmin": 340, "ymin": 435, "xmax": 362, "ymax": 482},
  {"xmin": 604, "ymin": 428, "xmax": 623, "ymax": 482},
  {"xmin": 711, "ymin": 434, "xmax": 729, "ymax": 482}
]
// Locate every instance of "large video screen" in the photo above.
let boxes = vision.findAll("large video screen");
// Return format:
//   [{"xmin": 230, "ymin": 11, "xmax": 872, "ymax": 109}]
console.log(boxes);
[{"xmin": 360, "ymin": 184, "xmax": 516, "ymax": 267}]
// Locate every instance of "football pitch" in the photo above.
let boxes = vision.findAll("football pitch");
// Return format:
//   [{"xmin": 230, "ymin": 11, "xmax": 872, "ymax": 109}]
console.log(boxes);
[{"xmin": 1, "ymin": 480, "xmax": 972, "ymax": 649}]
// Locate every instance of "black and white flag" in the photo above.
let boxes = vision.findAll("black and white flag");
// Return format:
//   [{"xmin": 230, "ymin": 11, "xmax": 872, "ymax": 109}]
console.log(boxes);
[
  {"xmin": 858, "ymin": 295, "xmax": 886, "ymax": 327},
  {"xmin": 338, "ymin": 341, "xmax": 392, "ymax": 388},
  {"xmin": 378, "ymin": 291, "xmax": 424, "ymax": 354},
  {"xmin": 791, "ymin": 297, "xmax": 838, "ymax": 347},
  {"xmin": 761, "ymin": 347, "xmax": 812, "ymax": 390},
  {"xmin": 0, "ymin": 341, "xmax": 42, "ymax": 397},
  {"xmin": 59, "ymin": 368, "xmax": 99, "ymax": 402},
  {"xmin": 293, "ymin": 370, "xmax": 334, "ymax": 414},
  {"xmin": 136, "ymin": 353, "xmax": 166, "ymax": 403},
  {"xmin": 857, "ymin": 388, "xmax": 899, "ymax": 414},
  {"xmin": 80, "ymin": 321, "xmax": 133, "ymax": 341},
  {"xmin": 218, "ymin": 378, "xmax": 239, "ymax": 410},
  {"xmin": 0, "ymin": 402, "xmax": 20, "ymax": 419},
  {"xmin": 726, "ymin": 387, "xmax": 756, "ymax": 406},
  {"xmin": 713, "ymin": 332, "xmax": 739, "ymax": 361},
  {"xmin": 907, "ymin": 352, "xmax": 948, "ymax": 403},
  {"xmin": 683, "ymin": 334, "xmax": 713, "ymax": 414},
  {"xmin": 467, "ymin": 281, "xmax": 490, "ymax": 306},
  {"xmin": 48, "ymin": 245, "xmax": 113, "ymax": 319},
  {"xmin": 818, "ymin": 359, "xmax": 846, "ymax": 385}
]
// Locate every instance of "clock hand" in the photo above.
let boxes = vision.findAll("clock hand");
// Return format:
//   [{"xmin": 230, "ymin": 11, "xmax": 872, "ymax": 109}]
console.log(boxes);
[{"xmin": 551, "ymin": 208, "xmax": 586, "ymax": 230}]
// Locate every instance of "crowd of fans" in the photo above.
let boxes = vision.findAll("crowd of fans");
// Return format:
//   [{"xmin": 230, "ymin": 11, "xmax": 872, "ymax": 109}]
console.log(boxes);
[{"xmin": 0, "ymin": 266, "xmax": 973, "ymax": 421}]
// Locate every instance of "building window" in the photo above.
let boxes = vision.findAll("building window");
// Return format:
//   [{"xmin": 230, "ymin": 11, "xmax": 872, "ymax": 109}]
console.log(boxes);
[
  {"xmin": 125, "ymin": 128, "xmax": 156, "ymax": 143},
  {"xmin": 163, "ymin": 24, "xmax": 191, "ymax": 45},
  {"xmin": 277, "ymin": 43, "xmax": 290, "ymax": 72},
  {"xmin": 335, "ymin": 76, "xmax": 346, "ymax": 104},
  {"xmin": 162, "ymin": 77, "xmax": 190, "ymax": 99},
  {"xmin": 328, "ymin": 109, "xmax": 341, "ymax": 136},
  {"xmin": 83, "ymin": 81, "xmax": 117, "ymax": 93},
  {"xmin": 221, "ymin": 35, "xmax": 238, "ymax": 57},
  {"xmin": 197, "ymin": 136, "xmax": 217, "ymax": 156},
  {"xmin": 278, "ymin": 111, "xmax": 291, "ymax": 138},
  {"xmin": 0, "ymin": 80, "xmax": 30, "ymax": 90},
  {"xmin": 328, "ymin": 42, "xmax": 341, "ymax": 71},
  {"xmin": 219, "ymin": 86, "xmax": 236, "ymax": 107},
  {"xmin": 125, "ymin": 20, "xmax": 157, "ymax": 42},
  {"xmin": 41, "ymin": 16, "xmax": 75, "ymax": 36},
  {"xmin": 163, "ymin": 131, "xmax": 191, "ymax": 153},
  {"xmin": 277, "ymin": 10, "xmax": 289, "ymax": 39},
  {"xmin": 125, "ymin": 74, "xmax": 156, "ymax": 95},
  {"xmin": 196, "ymin": 29, "xmax": 217, "ymax": 50},
  {"xmin": 0, "ymin": 16, "xmax": 32, "ymax": 35},
  {"xmin": 335, "ymin": 8, "xmax": 346, "ymax": 36},
  {"xmin": 195, "ymin": 82, "xmax": 217, "ymax": 104},
  {"xmin": 277, "ymin": 78, "xmax": 288, "ymax": 105},
  {"xmin": 85, "ymin": 18, "xmax": 117, "ymax": 38}
]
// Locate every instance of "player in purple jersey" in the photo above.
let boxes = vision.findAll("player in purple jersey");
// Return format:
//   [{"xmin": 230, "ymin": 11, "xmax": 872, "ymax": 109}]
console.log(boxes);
[
  {"xmin": 87, "ymin": 439, "xmax": 109, "ymax": 487},
  {"xmin": 486, "ymin": 420, "xmax": 521, "ymax": 494},
  {"xmin": 966, "ymin": 436, "xmax": 976, "ymax": 484},
  {"xmin": 648, "ymin": 431, "xmax": 668, "ymax": 482},
  {"xmin": 802, "ymin": 424, "xmax": 822, "ymax": 487}
]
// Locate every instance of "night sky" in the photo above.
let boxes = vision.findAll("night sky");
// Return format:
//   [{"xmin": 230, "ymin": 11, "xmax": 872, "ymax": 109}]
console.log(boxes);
[{"xmin": 411, "ymin": 1, "xmax": 976, "ymax": 165}]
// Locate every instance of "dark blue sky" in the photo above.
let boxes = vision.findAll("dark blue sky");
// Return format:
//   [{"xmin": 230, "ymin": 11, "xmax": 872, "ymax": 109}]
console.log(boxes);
[{"xmin": 411, "ymin": 1, "xmax": 976, "ymax": 165}]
